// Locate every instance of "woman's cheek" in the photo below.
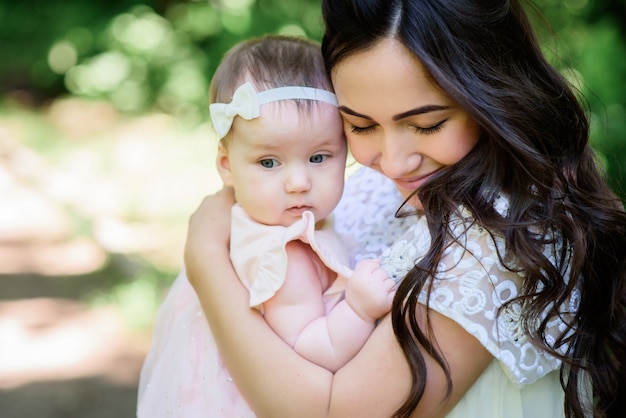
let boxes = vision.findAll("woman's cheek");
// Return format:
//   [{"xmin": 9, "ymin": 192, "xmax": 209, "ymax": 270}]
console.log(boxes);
[{"xmin": 346, "ymin": 136, "xmax": 372, "ymax": 166}]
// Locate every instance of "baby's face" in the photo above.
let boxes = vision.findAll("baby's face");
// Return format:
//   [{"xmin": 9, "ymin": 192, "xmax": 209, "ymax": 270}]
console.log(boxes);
[{"xmin": 218, "ymin": 101, "xmax": 346, "ymax": 227}]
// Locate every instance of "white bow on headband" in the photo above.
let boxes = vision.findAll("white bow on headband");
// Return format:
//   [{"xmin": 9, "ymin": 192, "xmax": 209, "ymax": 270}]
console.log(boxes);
[{"xmin": 209, "ymin": 82, "xmax": 338, "ymax": 139}]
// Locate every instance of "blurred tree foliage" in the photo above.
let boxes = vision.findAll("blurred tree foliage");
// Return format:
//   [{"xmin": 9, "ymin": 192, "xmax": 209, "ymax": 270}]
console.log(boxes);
[
  {"xmin": 534, "ymin": 0, "xmax": 626, "ymax": 198},
  {"xmin": 0, "ymin": 0, "xmax": 624, "ymax": 197},
  {"xmin": 0, "ymin": 0, "xmax": 322, "ymax": 118}
]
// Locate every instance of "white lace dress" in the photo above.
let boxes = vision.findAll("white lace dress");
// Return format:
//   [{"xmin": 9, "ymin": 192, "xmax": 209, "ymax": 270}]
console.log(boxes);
[{"xmin": 334, "ymin": 166, "xmax": 575, "ymax": 418}]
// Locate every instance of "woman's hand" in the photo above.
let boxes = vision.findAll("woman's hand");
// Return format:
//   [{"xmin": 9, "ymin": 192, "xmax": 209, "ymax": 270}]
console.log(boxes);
[{"xmin": 184, "ymin": 187, "xmax": 235, "ymax": 288}]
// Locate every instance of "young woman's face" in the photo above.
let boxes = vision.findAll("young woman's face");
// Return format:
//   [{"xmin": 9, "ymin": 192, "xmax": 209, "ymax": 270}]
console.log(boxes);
[
  {"xmin": 217, "ymin": 102, "xmax": 347, "ymax": 227},
  {"xmin": 331, "ymin": 38, "xmax": 480, "ymax": 208}
]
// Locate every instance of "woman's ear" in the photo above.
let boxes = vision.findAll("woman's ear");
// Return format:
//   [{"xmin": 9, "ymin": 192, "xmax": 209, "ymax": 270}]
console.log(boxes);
[{"xmin": 216, "ymin": 142, "xmax": 233, "ymax": 186}]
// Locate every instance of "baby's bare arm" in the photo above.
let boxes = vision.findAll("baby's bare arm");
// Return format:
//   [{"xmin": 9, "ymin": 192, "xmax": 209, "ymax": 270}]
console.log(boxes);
[
  {"xmin": 264, "ymin": 246, "xmax": 395, "ymax": 372},
  {"xmin": 262, "ymin": 241, "xmax": 328, "ymax": 346}
]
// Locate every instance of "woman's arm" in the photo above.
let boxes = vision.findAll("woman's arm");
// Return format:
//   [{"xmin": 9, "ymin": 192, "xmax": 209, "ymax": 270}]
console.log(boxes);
[
  {"xmin": 185, "ymin": 191, "xmax": 333, "ymax": 415},
  {"xmin": 185, "ymin": 191, "xmax": 493, "ymax": 417}
]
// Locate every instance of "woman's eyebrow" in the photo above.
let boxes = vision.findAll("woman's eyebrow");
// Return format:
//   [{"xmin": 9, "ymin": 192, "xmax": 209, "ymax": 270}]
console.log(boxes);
[
  {"xmin": 392, "ymin": 105, "xmax": 450, "ymax": 121},
  {"xmin": 338, "ymin": 106, "xmax": 372, "ymax": 120},
  {"xmin": 338, "ymin": 104, "xmax": 451, "ymax": 121}
]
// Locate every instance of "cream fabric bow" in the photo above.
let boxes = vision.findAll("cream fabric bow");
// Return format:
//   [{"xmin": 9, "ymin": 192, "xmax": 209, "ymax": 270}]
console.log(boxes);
[
  {"xmin": 209, "ymin": 82, "xmax": 338, "ymax": 140},
  {"xmin": 209, "ymin": 82, "xmax": 260, "ymax": 139}
]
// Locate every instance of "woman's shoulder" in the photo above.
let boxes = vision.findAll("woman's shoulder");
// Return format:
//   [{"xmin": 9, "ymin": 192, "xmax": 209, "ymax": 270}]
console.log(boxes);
[
  {"xmin": 425, "ymin": 218, "xmax": 566, "ymax": 386},
  {"xmin": 382, "ymin": 206, "xmax": 568, "ymax": 387}
]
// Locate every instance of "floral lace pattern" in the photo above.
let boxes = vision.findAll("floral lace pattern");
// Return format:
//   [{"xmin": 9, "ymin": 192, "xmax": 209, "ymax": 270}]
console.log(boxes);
[
  {"xmin": 333, "ymin": 166, "xmax": 415, "ymax": 266},
  {"xmin": 334, "ymin": 167, "xmax": 579, "ymax": 387}
]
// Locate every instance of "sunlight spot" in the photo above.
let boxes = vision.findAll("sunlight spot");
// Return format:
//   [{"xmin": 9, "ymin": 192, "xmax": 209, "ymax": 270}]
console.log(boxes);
[
  {"xmin": 220, "ymin": 8, "xmax": 251, "ymax": 35},
  {"xmin": 110, "ymin": 80, "xmax": 148, "ymax": 112},
  {"xmin": 66, "ymin": 52, "xmax": 131, "ymax": 95},
  {"xmin": 48, "ymin": 41, "xmax": 78, "ymax": 74},
  {"xmin": 218, "ymin": 0, "xmax": 254, "ymax": 11},
  {"xmin": 278, "ymin": 24, "xmax": 307, "ymax": 38},
  {"xmin": 161, "ymin": 60, "xmax": 207, "ymax": 103},
  {"xmin": 111, "ymin": 7, "xmax": 173, "ymax": 52}
]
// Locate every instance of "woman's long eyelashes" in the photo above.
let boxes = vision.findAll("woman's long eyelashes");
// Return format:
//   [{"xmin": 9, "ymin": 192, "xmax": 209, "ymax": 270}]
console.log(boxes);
[
  {"xmin": 349, "ymin": 124, "xmax": 376, "ymax": 134},
  {"xmin": 412, "ymin": 119, "xmax": 447, "ymax": 135},
  {"xmin": 349, "ymin": 119, "xmax": 448, "ymax": 135}
]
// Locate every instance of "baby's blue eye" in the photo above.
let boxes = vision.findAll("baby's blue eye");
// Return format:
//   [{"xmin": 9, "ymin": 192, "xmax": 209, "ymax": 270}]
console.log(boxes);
[
  {"xmin": 310, "ymin": 154, "xmax": 328, "ymax": 164},
  {"xmin": 259, "ymin": 159, "xmax": 278, "ymax": 168}
]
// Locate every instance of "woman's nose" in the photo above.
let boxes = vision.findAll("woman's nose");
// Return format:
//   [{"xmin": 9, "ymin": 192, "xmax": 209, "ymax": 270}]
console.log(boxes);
[{"xmin": 379, "ymin": 134, "xmax": 422, "ymax": 179}]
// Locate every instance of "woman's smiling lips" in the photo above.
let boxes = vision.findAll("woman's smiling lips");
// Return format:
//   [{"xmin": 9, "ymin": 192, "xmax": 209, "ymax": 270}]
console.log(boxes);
[{"xmin": 392, "ymin": 170, "xmax": 441, "ymax": 192}]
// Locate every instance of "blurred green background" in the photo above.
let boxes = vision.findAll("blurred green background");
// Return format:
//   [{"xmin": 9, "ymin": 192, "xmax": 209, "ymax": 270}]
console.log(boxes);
[
  {"xmin": 0, "ymin": 0, "xmax": 624, "ymax": 417},
  {"xmin": 2, "ymin": 0, "xmax": 624, "ymax": 190}
]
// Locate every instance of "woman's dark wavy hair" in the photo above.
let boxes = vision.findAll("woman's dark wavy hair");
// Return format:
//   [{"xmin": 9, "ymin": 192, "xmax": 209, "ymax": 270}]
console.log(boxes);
[{"xmin": 322, "ymin": 1, "xmax": 626, "ymax": 417}]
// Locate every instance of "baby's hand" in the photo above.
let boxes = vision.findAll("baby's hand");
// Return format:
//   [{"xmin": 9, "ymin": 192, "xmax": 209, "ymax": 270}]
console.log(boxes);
[{"xmin": 345, "ymin": 259, "xmax": 396, "ymax": 323}]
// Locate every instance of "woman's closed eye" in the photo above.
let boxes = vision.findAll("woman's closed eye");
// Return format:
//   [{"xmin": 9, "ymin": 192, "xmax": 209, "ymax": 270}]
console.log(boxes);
[
  {"xmin": 410, "ymin": 119, "xmax": 447, "ymax": 135},
  {"xmin": 349, "ymin": 124, "xmax": 377, "ymax": 135},
  {"xmin": 348, "ymin": 119, "xmax": 448, "ymax": 135}
]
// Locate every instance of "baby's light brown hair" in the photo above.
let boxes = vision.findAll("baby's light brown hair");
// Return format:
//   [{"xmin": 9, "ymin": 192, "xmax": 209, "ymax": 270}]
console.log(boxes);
[{"xmin": 209, "ymin": 35, "xmax": 332, "ymax": 107}]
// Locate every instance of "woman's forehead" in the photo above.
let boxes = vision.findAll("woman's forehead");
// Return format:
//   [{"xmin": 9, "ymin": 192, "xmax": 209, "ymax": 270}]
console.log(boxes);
[{"xmin": 331, "ymin": 39, "xmax": 449, "ymax": 117}]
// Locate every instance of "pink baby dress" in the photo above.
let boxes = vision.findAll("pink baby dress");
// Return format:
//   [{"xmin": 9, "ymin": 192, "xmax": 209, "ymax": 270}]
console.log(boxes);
[{"xmin": 137, "ymin": 205, "xmax": 353, "ymax": 417}]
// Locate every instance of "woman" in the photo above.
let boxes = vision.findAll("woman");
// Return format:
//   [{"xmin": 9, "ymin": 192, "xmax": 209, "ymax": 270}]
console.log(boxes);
[{"xmin": 185, "ymin": 0, "xmax": 626, "ymax": 417}]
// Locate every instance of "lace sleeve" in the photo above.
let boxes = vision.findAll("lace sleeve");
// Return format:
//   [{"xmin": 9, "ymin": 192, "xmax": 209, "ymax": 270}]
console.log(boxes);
[
  {"xmin": 335, "ymin": 169, "xmax": 576, "ymax": 386},
  {"xmin": 380, "ymin": 203, "xmax": 578, "ymax": 387}
]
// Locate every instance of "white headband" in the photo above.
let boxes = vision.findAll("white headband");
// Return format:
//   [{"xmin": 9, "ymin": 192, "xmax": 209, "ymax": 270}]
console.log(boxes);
[{"xmin": 209, "ymin": 82, "xmax": 338, "ymax": 139}]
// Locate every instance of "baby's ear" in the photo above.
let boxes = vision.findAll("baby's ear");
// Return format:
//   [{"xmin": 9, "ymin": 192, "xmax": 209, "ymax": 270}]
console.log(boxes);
[{"xmin": 216, "ymin": 142, "xmax": 233, "ymax": 186}]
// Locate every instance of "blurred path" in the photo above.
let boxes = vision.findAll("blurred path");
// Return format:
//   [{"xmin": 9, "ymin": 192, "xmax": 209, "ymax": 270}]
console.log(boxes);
[
  {"xmin": 0, "ymin": 298, "xmax": 147, "ymax": 418},
  {"xmin": 0, "ymin": 99, "xmax": 218, "ymax": 417},
  {"xmin": 0, "ymin": 151, "xmax": 149, "ymax": 417},
  {"xmin": 0, "ymin": 223, "xmax": 150, "ymax": 416}
]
